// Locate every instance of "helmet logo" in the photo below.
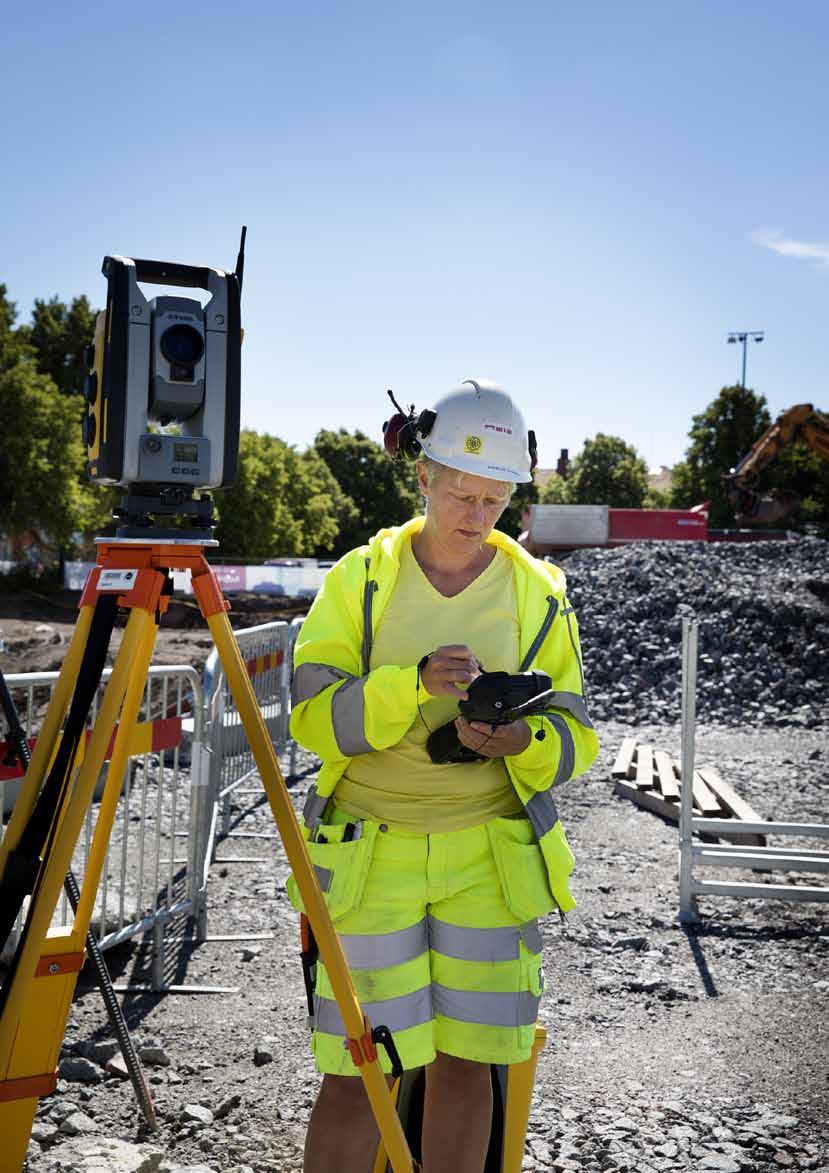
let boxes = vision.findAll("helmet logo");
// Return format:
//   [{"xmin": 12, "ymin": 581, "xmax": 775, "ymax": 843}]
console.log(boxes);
[{"xmin": 464, "ymin": 435, "xmax": 483, "ymax": 454}]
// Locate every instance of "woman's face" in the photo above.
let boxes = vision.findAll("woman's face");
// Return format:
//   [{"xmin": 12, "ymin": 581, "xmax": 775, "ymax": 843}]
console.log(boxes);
[{"xmin": 418, "ymin": 464, "xmax": 510, "ymax": 550}]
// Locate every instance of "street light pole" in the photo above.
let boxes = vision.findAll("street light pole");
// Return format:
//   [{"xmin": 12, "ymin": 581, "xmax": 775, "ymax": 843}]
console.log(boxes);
[{"xmin": 727, "ymin": 330, "xmax": 764, "ymax": 387}]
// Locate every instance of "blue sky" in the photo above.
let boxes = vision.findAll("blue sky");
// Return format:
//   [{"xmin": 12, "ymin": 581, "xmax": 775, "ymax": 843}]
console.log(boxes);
[{"xmin": 4, "ymin": 1, "xmax": 827, "ymax": 470}]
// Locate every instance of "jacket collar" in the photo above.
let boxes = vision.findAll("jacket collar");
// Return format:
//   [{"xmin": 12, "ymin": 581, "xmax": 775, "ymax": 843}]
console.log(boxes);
[{"xmin": 365, "ymin": 515, "xmax": 565, "ymax": 593}]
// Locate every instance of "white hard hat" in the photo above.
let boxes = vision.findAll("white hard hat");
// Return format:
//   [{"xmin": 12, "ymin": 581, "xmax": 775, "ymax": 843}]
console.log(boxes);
[{"xmin": 417, "ymin": 378, "xmax": 535, "ymax": 483}]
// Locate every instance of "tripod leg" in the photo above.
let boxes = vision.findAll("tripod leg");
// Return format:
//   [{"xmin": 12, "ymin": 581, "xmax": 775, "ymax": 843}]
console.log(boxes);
[
  {"xmin": 72, "ymin": 615, "xmax": 157, "ymax": 932},
  {"xmin": 0, "ymin": 608, "xmax": 155, "ymax": 1168},
  {"xmin": 0, "ymin": 660, "xmax": 156, "ymax": 1132},
  {"xmin": 0, "ymin": 606, "xmax": 95, "ymax": 879},
  {"xmin": 195, "ymin": 584, "xmax": 418, "ymax": 1173}
]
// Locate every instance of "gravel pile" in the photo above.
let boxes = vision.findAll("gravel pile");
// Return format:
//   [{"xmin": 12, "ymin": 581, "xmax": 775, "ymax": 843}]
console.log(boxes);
[{"xmin": 561, "ymin": 539, "xmax": 829, "ymax": 728}]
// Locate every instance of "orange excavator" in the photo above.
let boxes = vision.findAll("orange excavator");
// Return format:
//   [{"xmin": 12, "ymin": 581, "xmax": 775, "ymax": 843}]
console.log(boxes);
[{"xmin": 726, "ymin": 403, "xmax": 829, "ymax": 525}]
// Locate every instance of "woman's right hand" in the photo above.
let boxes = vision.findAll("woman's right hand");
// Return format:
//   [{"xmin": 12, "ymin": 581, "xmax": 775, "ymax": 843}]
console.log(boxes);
[{"xmin": 419, "ymin": 645, "xmax": 481, "ymax": 701}]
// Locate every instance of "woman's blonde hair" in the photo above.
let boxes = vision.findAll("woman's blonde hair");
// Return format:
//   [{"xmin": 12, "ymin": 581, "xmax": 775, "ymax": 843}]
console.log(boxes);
[{"xmin": 417, "ymin": 456, "xmax": 514, "ymax": 502}]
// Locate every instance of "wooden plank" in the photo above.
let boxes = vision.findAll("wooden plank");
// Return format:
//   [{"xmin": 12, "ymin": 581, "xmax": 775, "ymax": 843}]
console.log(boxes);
[
  {"xmin": 611, "ymin": 738, "xmax": 637, "ymax": 780},
  {"xmin": 635, "ymin": 744, "xmax": 654, "ymax": 791},
  {"xmin": 696, "ymin": 766, "xmax": 767, "ymax": 847},
  {"xmin": 672, "ymin": 758, "xmax": 724, "ymax": 817},
  {"xmin": 614, "ymin": 780, "xmax": 681, "ymax": 823},
  {"xmin": 691, "ymin": 770, "xmax": 722, "ymax": 816},
  {"xmin": 697, "ymin": 767, "xmax": 763, "ymax": 823},
  {"xmin": 653, "ymin": 750, "xmax": 679, "ymax": 801},
  {"xmin": 613, "ymin": 779, "xmax": 724, "ymax": 843}
]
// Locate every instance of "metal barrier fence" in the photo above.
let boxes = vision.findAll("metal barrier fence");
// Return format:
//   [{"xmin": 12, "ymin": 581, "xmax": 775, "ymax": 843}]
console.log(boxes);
[
  {"xmin": 1, "ymin": 665, "xmax": 205, "ymax": 988},
  {"xmin": 201, "ymin": 618, "xmax": 301, "ymax": 865},
  {"xmin": 678, "ymin": 616, "xmax": 829, "ymax": 922},
  {"xmin": 1, "ymin": 618, "xmax": 306, "ymax": 985}
]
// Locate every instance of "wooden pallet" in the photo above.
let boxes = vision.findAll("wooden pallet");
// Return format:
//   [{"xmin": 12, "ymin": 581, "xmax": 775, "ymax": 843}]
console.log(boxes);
[{"xmin": 611, "ymin": 738, "xmax": 767, "ymax": 846}]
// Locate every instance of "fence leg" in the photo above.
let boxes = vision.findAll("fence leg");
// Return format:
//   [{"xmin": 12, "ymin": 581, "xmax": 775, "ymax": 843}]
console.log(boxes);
[
  {"xmin": 151, "ymin": 919, "xmax": 166, "ymax": 991},
  {"xmin": 678, "ymin": 617, "xmax": 701, "ymax": 925}
]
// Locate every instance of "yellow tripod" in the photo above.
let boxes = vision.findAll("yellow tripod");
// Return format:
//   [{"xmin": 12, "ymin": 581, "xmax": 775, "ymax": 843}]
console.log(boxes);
[{"xmin": 0, "ymin": 540, "xmax": 419, "ymax": 1173}]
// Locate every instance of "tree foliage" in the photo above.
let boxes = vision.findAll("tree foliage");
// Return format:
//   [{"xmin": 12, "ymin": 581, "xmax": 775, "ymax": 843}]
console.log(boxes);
[
  {"xmin": 537, "ymin": 473, "xmax": 571, "ymax": 505},
  {"xmin": 669, "ymin": 385, "xmax": 829, "ymax": 532},
  {"xmin": 567, "ymin": 433, "xmax": 648, "ymax": 507},
  {"xmin": 23, "ymin": 296, "xmax": 97, "ymax": 396},
  {"xmin": 0, "ymin": 361, "xmax": 86, "ymax": 546},
  {"xmin": 313, "ymin": 429, "xmax": 420, "ymax": 554},
  {"xmin": 214, "ymin": 430, "xmax": 355, "ymax": 559},
  {"xmin": 669, "ymin": 385, "xmax": 771, "ymax": 527}
]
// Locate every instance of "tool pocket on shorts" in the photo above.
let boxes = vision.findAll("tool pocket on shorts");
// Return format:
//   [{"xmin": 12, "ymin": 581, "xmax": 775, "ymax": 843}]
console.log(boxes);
[
  {"xmin": 485, "ymin": 816, "xmax": 558, "ymax": 924},
  {"xmin": 287, "ymin": 820, "xmax": 378, "ymax": 922}
]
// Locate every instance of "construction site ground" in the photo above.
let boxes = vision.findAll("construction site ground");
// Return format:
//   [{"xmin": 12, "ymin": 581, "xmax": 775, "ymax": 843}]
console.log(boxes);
[
  {"xmin": 18, "ymin": 719, "xmax": 829, "ymax": 1173},
  {"xmin": 0, "ymin": 588, "xmax": 306, "ymax": 676}
]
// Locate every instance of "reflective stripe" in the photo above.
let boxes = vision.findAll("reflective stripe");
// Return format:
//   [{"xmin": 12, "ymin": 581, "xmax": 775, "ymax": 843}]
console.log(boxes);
[
  {"xmin": 519, "ymin": 595, "xmax": 559, "ymax": 672},
  {"xmin": 563, "ymin": 600, "xmax": 586, "ymax": 696},
  {"xmin": 302, "ymin": 784, "xmax": 329, "ymax": 829},
  {"xmin": 314, "ymin": 865, "xmax": 332, "ymax": 892},
  {"xmin": 545, "ymin": 713, "xmax": 575, "ymax": 783},
  {"xmin": 339, "ymin": 919, "xmax": 428, "ymax": 970},
  {"xmin": 520, "ymin": 922, "xmax": 543, "ymax": 955},
  {"xmin": 525, "ymin": 787, "xmax": 560, "ymax": 840},
  {"xmin": 429, "ymin": 916, "xmax": 524, "ymax": 963},
  {"xmin": 314, "ymin": 985, "xmax": 433, "ymax": 1036},
  {"xmin": 331, "ymin": 676, "xmax": 373, "ymax": 756},
  {"xmin": 543, "ymin": 691, "xmax": 594, "ymax": 730},
  {"xmin": 433, "ymin": 983, "xmax": 539, "ymax": 1027},
  {"xmin": 292, "ymin": 662, "xmax": 354, "ymax": 706}
]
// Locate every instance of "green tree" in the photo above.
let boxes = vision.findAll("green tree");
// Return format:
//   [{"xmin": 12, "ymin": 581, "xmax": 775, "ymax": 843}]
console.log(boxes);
[
  {"xmin": 214, "ymin": 430, "xmax": 354, "ymax": 559},
  {"xmin": 0, "ymin": 285, "xmax": 32, "ymax": 372},
  {"xmin": 669, "ymin": 385, "xmax": 772, "ymax": 526},
  {"xmin": 537, "ymin": 473, "xmax": 570, "ymax": 504},
  {"xmin": 763, "ymin": 438, "xmax": 829, "ymax": 534},
  {"xmin": 313, "ymin": 429, "xmax": 420, "ymax": 554},
  {"xmin": 24, "ymin": 295, "xmax": 97, "ymax": 395},
  {"xmin": 567, "ymin": 434, "xmax": 648, "ymax": 507},
  {"xmin": 0, "ymin": 361, "xmax": 86, "ymax": 547},
  {"xmin": 643, "ymin": 486, "xmax": 672, "ymax": 509}
]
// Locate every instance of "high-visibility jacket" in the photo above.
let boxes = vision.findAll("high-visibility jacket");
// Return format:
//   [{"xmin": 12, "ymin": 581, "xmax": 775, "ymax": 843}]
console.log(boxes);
[{"xmin": 290, "ymin": 516, "xmax": 600, "ymax": 912}]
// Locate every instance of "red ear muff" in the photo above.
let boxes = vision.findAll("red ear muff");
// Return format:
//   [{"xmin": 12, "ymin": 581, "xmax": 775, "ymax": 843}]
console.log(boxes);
[
  {"xmin": 383, "ymin": 412, "xmax": 410, "ymax": 459},
  {"xmin": 383, "ymin": 391, "xmax": 433, "ymax": 461}
]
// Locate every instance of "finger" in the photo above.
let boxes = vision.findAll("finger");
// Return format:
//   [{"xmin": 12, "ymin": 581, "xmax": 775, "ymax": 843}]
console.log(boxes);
[{"xmin": 434, "ymin": 644, "xmax": 475, "ymax": 659}]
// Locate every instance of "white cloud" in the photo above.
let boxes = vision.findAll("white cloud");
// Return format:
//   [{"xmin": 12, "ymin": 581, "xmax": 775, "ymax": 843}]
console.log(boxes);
[{"xmin": 750, "ymin": 228, "xmax": 829, "ymax": 268}]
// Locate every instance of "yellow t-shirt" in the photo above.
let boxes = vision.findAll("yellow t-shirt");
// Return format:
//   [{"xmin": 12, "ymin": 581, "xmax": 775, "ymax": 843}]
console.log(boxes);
[{"xmin": 335, "ymin": 538, "xmax": 523, "ymax": 832}]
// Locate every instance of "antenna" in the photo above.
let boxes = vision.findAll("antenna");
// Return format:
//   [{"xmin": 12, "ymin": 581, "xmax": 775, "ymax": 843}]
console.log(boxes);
[{"xmin": 235, "ymin": 225, "xmax": 247, "ymax": 295}]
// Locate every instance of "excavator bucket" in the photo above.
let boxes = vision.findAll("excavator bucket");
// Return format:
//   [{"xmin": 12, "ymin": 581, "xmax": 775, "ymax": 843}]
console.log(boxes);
[{"xmin": 732, "ymin": 487, "xmax": 800, "ymax": 526}]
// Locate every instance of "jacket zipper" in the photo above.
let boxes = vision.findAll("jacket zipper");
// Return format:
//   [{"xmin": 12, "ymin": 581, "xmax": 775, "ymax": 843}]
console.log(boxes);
[
  {"xmin": 361, "ymin": 558, "xmax": 378, "ymax": 675},
  {"xmin": 519, "ymin": 595, "xmax": 559, "ymax": 672}
]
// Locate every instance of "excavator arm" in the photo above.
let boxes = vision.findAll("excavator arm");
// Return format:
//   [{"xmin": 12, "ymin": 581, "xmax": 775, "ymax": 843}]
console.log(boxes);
[{"xmin": 726, "ymin": 404, "xmax": 829, "ymax": 524}]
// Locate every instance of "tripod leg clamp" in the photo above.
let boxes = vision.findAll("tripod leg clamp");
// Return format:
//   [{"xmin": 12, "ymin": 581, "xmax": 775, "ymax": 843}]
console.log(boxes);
[{"xmin": 346, "ymin": 1021, "xmax": 404, "ymax": 1080}]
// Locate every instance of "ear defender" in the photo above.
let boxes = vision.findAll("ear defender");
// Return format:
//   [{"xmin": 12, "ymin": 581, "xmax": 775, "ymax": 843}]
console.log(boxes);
[{"xmin": 382, "ymin": 389, "xmax": 436, "ymax": 461}]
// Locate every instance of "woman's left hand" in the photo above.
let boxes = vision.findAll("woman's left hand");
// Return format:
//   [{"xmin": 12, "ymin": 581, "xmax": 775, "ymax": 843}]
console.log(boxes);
[{"xmin": 454, "ymin": 716, "xmax": 532, "ymax": 758}]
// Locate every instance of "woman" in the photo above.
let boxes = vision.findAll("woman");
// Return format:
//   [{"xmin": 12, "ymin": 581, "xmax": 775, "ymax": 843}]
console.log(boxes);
[{"xmin": 288, "ymin": 379, "xmax": 599, "ymax": 1173}]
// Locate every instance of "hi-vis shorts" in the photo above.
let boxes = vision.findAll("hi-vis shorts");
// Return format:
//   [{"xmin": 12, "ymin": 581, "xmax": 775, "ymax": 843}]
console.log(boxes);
[{"xmin": 286, "ymin": 805, "xmax": 558, "ymax": 1076}]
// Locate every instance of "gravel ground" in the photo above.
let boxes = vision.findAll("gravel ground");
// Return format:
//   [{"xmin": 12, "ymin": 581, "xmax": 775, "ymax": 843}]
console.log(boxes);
[{"xmin": 21, "ymin": 720, "xmax": 828, "ymax": 1173}]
